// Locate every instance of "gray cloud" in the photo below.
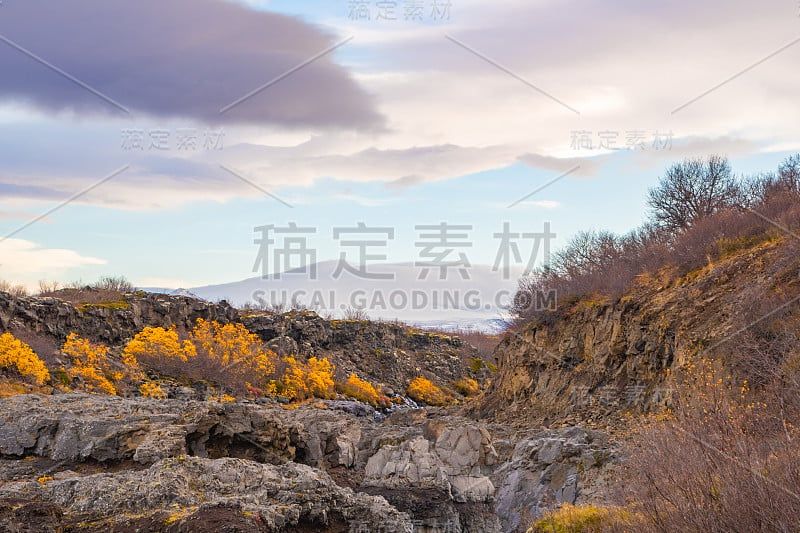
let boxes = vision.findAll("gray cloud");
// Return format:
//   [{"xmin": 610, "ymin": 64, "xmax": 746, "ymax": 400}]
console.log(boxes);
[
  {"xmin": 0, "ymin": 0, "xmax": 383, "ymax": 129},
  {"xmin": 517, "ymin": 153, "xmax": 608, "ymax": 178}
]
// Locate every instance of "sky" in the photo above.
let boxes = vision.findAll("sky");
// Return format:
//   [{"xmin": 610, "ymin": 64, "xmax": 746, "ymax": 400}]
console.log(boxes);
[{"xmin": 0, "ymin": 0, "xmax": 798, "ymax": 291}]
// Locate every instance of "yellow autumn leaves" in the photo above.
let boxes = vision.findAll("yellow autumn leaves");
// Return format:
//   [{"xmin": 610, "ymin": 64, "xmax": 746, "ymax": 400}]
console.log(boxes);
[
  {"xmin": 0, "ymin": 319, "xmax": 442, "ymax": 406},
  {"xmin": 118, "ymin": 319, "xmax": 347, "ymax": 401},
  {"xmin": 0, "ymin": 332, "xmax": 50, "ymax": 385}
]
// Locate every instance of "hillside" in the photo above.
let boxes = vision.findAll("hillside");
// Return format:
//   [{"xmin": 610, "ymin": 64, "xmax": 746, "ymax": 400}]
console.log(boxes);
[
  {"xmin": 481, "ymin": 236, "xmax": 800, "ymax": 428},
  {"xmin": 0, "ymin": 158, "xmax": 798, "ymax": 531},
  {"xmin": 0, "ymin": 290, "xmax": 489, "ymax": 401}
]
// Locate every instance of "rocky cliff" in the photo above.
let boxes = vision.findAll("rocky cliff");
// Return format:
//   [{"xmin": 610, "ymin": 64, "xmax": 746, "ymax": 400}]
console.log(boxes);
[
  {"xmin": 481, "ymin": 238, "xmax": 800, "ymax": 426},
  {"xmin": 0, "ymin": 291, "xmax": 238, "ymax": 348},
  {"xmin": 242, "ymin": 312, "xmax": 482, "ymax": 393},
  {"xmin": 0, "ymin": 291, "xmax": 484, "ymax": 396},
  {"xmin": 0, "ymin": 394, "xmax": 615, "ymax": 532}
]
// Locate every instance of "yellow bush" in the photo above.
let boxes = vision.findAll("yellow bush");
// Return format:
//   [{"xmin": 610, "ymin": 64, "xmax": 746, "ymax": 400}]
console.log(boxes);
[
  {"xmin": 122, "ymin": 326, "xmax": 195, "ymax": 369},
  {"xmin": 190, "ymin": 319, "xmax": 276, "ymax": 390},
  {"xmin": 530, "ymin": 504, "xmax": 640, "ymax": 533},
  {"xmin": 62, "ymin": 333, "xmax": 117, "ymax": 395},
  {"xmin": 337, "ymin": 373, "xmax": 380, "ymax": 406},
  {"xmin": 306, "ymin": 357, "xmax": 335, "ymax": 398},
  {"xmin": 139, "ymin": 381, "xmax": 167, "ymax": 399},
  {"xmin": 191, "ymin": 319, "xmax": 269, "ymax": 369},
  {"xmin": 278, "ymin": 356, "xmax": 335, "ymax": 400},
  {"xmin": 452, "ymin": 377, "xmax": 480, "ymax": 397},
  {"xmin": 407, "ymin": 377, "xmax": 451, "ymax": 406},
  {"xmin": 124, "ymin": 320, "xmax": 277, "ymax": 396},
  {"xmin": 0, "ymin": 332, "xmax": 50, "ymax": 385}
]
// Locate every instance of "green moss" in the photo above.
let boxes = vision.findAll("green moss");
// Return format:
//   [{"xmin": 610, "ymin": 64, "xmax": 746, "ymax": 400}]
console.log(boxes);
[
  {"xmin": 80, "ymin": 300, "xmax": 131, "ymax": 311},
  {"xmin": 53, "ymin": 368, "xmax": 70, "ymax": 387},
  {"xmin": 469, "ymin": 358, "xmax": 484, "ymax": 373}
]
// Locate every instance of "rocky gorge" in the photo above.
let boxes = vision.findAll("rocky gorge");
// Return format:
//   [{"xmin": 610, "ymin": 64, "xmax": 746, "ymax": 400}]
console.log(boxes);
[
  {"xmin": 1, "ymin": 235, "xmax": 795, "ymax": 531},
  {"xmin": 0, "ymin": 394, "xmax": 615, "ymax": 532}
]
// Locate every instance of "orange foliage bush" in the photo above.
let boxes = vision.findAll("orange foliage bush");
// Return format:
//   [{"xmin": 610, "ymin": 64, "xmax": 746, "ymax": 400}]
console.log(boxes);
[
  {"xmin": 277, "ymin": 356, "xmax": 335, "ymax": 400},
  {"xmin": 122, "ymin": 320, "xmax": 276, "ymax": 396},
  {"xmin": 336, "ymin": 373, "xmax": 381, "ymax": 406},
  {"xmin": 0, "ymin": 332, "xmax": 50, "ymax": 385},
  {"xmin": 62, "ymin": 334, "xmax": 119, "ymax": 395},
  {"xmin": 122, "ymin": 326, "xmax": 194, "ymax": 374},
  {"xmin": 121, "ymin": 320, "xmax": 341, "ymax": 402},
  {"xmin": 139, "ymin": 381, "xmax": 167, "ymax": 399},
  {"xmin": 190, "ymin": 319, "xmax": 276, "ymax": 395},
  {"xmin": 451, "ymin": 377, "xmax": 480, "ymax": 397},
  {"xmin": 407, "ymin": 376, "xmax": 451, "ymax": 406}
]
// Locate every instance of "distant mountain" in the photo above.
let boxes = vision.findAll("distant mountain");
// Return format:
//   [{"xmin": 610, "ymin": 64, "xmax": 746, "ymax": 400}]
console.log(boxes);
[{"xmin": 141, "ymin": 260, "xmax": 520, "ymax": 333}]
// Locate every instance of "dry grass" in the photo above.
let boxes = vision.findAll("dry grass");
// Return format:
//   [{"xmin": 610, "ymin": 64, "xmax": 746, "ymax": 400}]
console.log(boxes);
[{"xmin": 615, "ymin": 359, "xmax": 800, "ymax": 532}]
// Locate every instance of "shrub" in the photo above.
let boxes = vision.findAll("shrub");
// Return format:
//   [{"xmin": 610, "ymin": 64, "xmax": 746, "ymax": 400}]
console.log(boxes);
[
  {"xmin": 91, "ymin": 276, "xmax": 134, "ymax": 292},
  {"xmin": 512, "ymin": 155, "xmax": 800, "ymax": 323},
  {"xmin": 0, "ymin": 381, "xmax": 30, "ymax": 398},
  {"xmin": 190, "ymin": 319, "xmax": 276, "ymax": 394},
  {"xmin": 616, "ymin": 358, "xmax": 800, "ymax": 532},
  {"xmin": 62, "ymin": 333, "xmax": 118, "ymax": 395},
  {"xmin": 0, "ymin": 332, "xmax": 50, "ymax": 385},
  {"xmin": 139, "ymin": 381, "xmax": 167, "ymax": 399},
  {"xmin": 451, "ymin": 377, "xmax": 480, "ymax": 397},
  {"xmin": 530, "ymin": 504, "xmax": 639, "ymax": 533},
  {"xmin": 407, "ymin": 376, "xmax": 451, "ymax": 406},
  {"xmin": 337, "ymin": 373, "xmax": 381, "ymax": 406},
  {"xmin": 277, "ymin": 356, "xmax": 335, "ymax": 400},
  {"xmin": 122, "ymin": 326, "xmax": 194, "ymax": 374},
  {"xmin": 37, "ymin": 280, "xmax": 61, "ymax": 295}
]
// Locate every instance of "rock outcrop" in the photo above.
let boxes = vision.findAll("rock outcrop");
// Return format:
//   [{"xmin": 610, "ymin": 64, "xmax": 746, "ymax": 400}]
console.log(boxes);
[
  {"xmin": 242, "ymin": 312, "xmax": 478, "ymax": 393},
  {"xmin": 0, "ymin": 394, "xmax": 360, "ymax": 470},
  {"xmin": 0, "ymin": 291, "xmax": 237, "ymax": 348},
  {"xmin": 0, "ymin": 457, "xmax": 412, "ymax": 532},
  {"xmin": 0, "ymin": 291, "xmax": 484, "ymax": 395},
  {"xmin": 492, "ymin": 427, "xmax": 615, "ymax": 532},
  {"xmin": 0, "ymin": 394, "xmax": 616, "ymax": 532},
  {"xmin": 482, "ymin": 240, "xmax": 800, "ymax": 425}
]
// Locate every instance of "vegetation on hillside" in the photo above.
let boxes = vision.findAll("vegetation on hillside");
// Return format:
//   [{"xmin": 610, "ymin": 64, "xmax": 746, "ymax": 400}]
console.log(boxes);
[
  {"xmin": 0, "ymin": 332, "xmax": 50, "ymax": 385},
  {"xmin": 0, "ymin": 316, "xmax": 473, "ymax": 407},
  {"xmin": 513, "ymin": 154, "xmax": 800, "ymax": 322},
  {"xmin": 511, "ymin": 154, "xmax": 800, "ymax": 532}
]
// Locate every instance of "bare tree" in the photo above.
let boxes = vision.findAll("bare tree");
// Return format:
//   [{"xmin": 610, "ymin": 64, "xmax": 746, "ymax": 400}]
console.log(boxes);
[
  {"xmin": 37, "ymin": 280, "xmax": 61, "ymax": 295},
  {"xmin": 91, "ymin": 276, "xmax": 134, "ymax": 292},
  {"xmin": 648, "ymin": 155, "xmax": 741, "ymax": 230},
  {"xmin": 552, "ymin": 230, "xmax": 621, "ymax": 279},
  {"xmin": 0, "ymin": 280, "xmax": 28, "ymax": 298},
  {"xmin": 343, "ymin": 306, "xmax": 369, "ymax": 321}
]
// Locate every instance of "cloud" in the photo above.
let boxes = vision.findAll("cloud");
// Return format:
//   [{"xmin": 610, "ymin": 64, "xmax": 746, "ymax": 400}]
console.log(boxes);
[
  {"xmin": 0, "ymin": 0, "xmax": 797, "ymax": 213},
  {"xmin": 0, "ymin": 239, "xmax": 106, "ymax": 289},
  {"xmin": 0, "ymin": 0, "xmax": 382, "ymax": 129},
  {"xmin": 517, "ymin": 153, "xmax": 607, "ymax": 178},
  {"xmin": 518, "ymin": 200, "xmax": 560, "ymax": 209}
]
